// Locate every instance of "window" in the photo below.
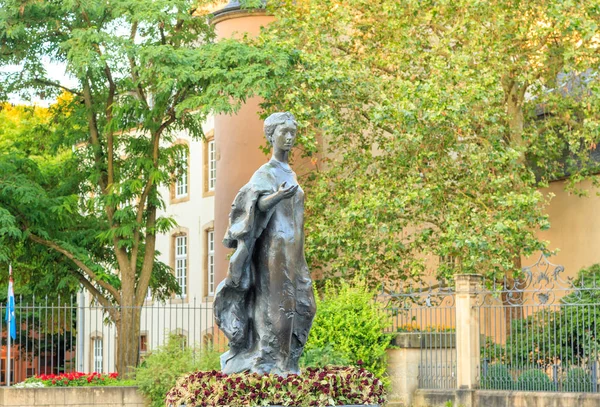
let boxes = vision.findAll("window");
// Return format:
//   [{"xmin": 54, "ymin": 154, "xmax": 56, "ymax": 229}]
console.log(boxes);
[
  {"xmin": 207, "ymin": 230, "xmax": 215, "ymax": 296},
  {"xmin": 175, "ymin": 235, "xmax": 187, "ymax": 298},
  {"xmin": 170, "ymin": 140, "xmax": 190, "ymax": 203},
  {"xmin": 439, "ymin": 255, "xmax": 457, "ymax": 272},
  {"xmin": 203, "ymin": 131, "xmax": 216, "ymax": 197},
  {"xmin": 93, "ymin": 337, "xmax": 103, "ymax": 373},
  {"xmin": 139, "ymin": 333, "xmax": 148, "ymax": 355},
  {"xmin": 175, "ymin": 149, "xmax": 188, "ymax": 198},
  {"xmin": 208, "ymin": 140, "xmax": 216, "ymax": 191}
]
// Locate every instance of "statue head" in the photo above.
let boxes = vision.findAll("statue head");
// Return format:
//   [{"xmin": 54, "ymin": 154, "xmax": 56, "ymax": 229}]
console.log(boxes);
[{"xmin": 264, "ymin": 112, "xmax": 298, "ymax": 149}]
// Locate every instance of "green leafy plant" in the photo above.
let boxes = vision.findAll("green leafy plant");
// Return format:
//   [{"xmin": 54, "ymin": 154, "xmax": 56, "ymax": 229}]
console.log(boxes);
[
  {"xmin": 505, "ymin": 309, "xmax": 563, "ymax": 368},
  {"xmin": 195, "ymin": 345, "xmax": 222, "ymax": 372},
  {"xmin": 516, "ymin": 369, "xmax": 554, "ymax": 391},
  {"xmin": 166, "ymin": 366, "xmax": 385, "ymax": 407},
  {"xmin": 563, "ymin": 367, "xmax": 593, "ymax": 392},
  {"xmin": 304, "ymin": 279, "xmax": 392, "ymax": 381},
  {"xmin": 299, "ymin": 343, "xmax": 351, "ymax": 368},
  {"xmin": 480, "ymin": 363, "xmax": 513, "ymax": 390},
  {"xmin": 134, "ymin": 334, "xmax": 221, "ymax": 407},
  {"xmin": 481, "ymin": 336, "xmax": 506, "ymax": 364}
]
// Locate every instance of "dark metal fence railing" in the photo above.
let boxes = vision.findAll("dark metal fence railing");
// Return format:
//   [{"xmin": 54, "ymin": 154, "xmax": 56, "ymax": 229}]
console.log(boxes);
[
  {"xmin": 0, "ymin": 295, "xmax": 224, "ymax": 385},
  {"xmin": 477, "ymin": 253, "xmax": 600, "ymax": 393},
  {"xmin": 381, "ymin": 253, "xmax": 600, "ymax": 394},
  {"xmin": 380, "ymin": 281, "xmax": 457, "ymax": 390}
]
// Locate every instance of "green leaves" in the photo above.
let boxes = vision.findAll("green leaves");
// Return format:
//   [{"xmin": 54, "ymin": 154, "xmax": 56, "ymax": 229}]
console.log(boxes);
[
  {"xmin": 252, "ymin": 0, "xmax": 600, "ymax": 283},
  {"xmin": 305, "ymin": 279, "xmax": 392, "ymax": 381}
]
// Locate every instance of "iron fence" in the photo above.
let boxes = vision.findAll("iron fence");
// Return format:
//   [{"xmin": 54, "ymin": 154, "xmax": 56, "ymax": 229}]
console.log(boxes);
[
  {"xmin": 380, "ymin": 281, "xmax": 457, "ymax": 390},
  {"xmin": 0, "ymin": 294, "xmax": 224, "ymax": 385},
  {"xmin": 380, "ymin": 253, "xmax": 600, "ymax": 394},
  {"xmin": 477, "ymin": 253, "xmax": 600, "ymax": 393}
]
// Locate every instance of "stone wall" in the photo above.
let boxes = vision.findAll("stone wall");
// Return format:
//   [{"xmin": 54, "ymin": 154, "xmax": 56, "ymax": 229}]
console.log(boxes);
[
  {"xmin": 386, "ymin": 333, "xmax": 456, "ymax": 407},
  {"xmin": 413, "ymin": 388, "xmax": 600, "ymax": 407},
  {"xmin": 0, "ymin": 387, "xmax": 146, "ymax": 407}
]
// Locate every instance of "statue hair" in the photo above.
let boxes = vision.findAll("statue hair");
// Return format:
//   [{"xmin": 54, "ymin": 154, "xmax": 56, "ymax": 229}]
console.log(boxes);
[{"xmin": 264, "ymin": 112, "xmax": 297, "ymax": 145}]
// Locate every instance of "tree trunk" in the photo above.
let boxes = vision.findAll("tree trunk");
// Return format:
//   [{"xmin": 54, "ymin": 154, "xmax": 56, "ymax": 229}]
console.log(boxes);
[
  {"xmin": 115, "ymin": 303, "xmax": 141, "ymax": 377},
  {"xmin": 505, "ymin": 80, "xmax": 526, "ymax": 149}
]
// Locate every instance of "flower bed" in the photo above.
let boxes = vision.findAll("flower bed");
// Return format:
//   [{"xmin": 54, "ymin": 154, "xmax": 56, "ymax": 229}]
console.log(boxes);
[
  {"xmin": 21, "ymin": 372, "xmax": 125, "ymax": 387},
  {"xmin": 165, "ymin": 366, "xmax": 385, "ymax": 407}
]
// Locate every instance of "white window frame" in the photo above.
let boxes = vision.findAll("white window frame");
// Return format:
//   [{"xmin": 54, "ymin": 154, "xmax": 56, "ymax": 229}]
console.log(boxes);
[
  {"xmin": 208, "ymin": 230, "xmax": 215, "ymax": 296},
  {"xmin": 208, "ymin": 140, "xmax": 216, "ymax": 191},
  {"xmin": 93, "ymin": 337, "xmax": 103, "ymax": 373},
  {"xmin": 175, "ymin": 235, "xmax": 187, "ymax": 298},
  {"xmin": 175, "ymin": 150, "xmax": 188, "ymax": 198}
]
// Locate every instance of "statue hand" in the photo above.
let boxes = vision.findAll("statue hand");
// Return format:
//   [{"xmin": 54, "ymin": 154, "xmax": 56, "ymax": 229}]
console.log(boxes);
[
  {"xmin": 276, "ymin": 182, "xmax": 299, "ymax": 200},
  {"xmin": 257, "ymin": 182, "xmax": 298, "ymax": 212}
]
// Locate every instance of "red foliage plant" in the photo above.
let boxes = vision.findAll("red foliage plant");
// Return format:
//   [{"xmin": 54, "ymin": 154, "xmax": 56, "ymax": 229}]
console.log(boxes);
[{"xmin": 165, "ymin": 366, "xmax": 385, "ymax": 407}]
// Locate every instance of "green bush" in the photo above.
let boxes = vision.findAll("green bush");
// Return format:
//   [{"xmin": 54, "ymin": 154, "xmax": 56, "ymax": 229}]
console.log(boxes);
[
  {"xmin": 504, "ymin": 310, "xmax": 563, "ymax": 367},
  {"xmin": 299, "ymin": 343, "xmax": 351, "ymax": 368},
  {"xmin": 134, "ymin": 334, "xmax": 221, "ymax": 407},
  {"xmin": 481, "ymin": 336, "xmax": 506, "ymax": 364},
  {"xmin": 304, "ymin": 279, "xmax": 392, "ymax": 381},
  {"xmin": 516, "ymin": 369, "xmax": 555, "ymax": 391},
  {"xmin": 480, "ymin": 363, "xmax": 513, "ymax": 390},
  {"xmin": 563, "ymin": 367, "xmax": 593, "ymax": 392},
  {"xmin": 558, "ymin": 264, "xmax": 600, "ymax": 364}
]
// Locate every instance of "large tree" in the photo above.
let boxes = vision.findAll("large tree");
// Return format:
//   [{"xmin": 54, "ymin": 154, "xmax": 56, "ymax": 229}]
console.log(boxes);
[
  {"xmin": 253, "ymin": 0, "xmax": 600, "ymax": 287},
  {"xmin": 0, "ymin": 0, "xmax": 290, "ymax": 373}
]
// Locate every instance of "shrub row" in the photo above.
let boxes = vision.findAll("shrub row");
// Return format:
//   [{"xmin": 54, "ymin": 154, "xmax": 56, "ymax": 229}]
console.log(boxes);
[{"xmin": 481, "ymin": 364, "xmax": 594, "ymax": 392}]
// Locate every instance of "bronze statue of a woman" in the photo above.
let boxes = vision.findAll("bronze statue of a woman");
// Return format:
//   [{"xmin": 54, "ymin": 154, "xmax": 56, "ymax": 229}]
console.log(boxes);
[{"xmin": 214, "ymin": 112, "xmax": 316, "ymax": 376}]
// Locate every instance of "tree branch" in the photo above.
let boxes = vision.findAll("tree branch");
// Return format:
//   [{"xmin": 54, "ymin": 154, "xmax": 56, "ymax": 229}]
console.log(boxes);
[
  {"xmin": 130, "ymin": 185, "xmax": 149, "ymax": 271},
  {"xmin": 73, "ymin": 271, "xmax": 119, "ymax": 321},
  {"xmin": 128, "ymin": 58, "xmax": 149, "ymax": 110},
  {"xmin": 28, "ymin": 233, "xmax": 122, "ymax": 303},
  {"xmin": 105, "ymin": 63, "xmax": 116, "ymax": 187},
  {"xmin": 135, "ymin": 203, "xmax": 157, "ymax": 306},
  {"xmin": 32, "ymin": 78, "xmax": 82, "ymax": 96}
]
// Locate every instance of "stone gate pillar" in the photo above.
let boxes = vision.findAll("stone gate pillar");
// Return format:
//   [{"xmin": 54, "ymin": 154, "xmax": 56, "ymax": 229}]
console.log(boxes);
[{"xmin": 455, "ymin": 274, "xmax": 483, "ymax": 389}]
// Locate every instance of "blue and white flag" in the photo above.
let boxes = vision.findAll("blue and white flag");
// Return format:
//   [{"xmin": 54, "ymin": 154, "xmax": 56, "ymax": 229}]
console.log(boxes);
[{"xmin": 5, "ymin": 264, "xmax": 16, "ymax": 340}]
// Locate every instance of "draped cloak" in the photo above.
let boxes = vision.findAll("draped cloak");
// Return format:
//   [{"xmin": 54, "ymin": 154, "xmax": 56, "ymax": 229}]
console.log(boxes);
[{"xmin": 213, "ymin": 160, "xmax": 316, "ymax": 375}]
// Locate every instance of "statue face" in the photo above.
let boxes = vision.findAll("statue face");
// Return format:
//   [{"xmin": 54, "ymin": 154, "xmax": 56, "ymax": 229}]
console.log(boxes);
[{"xmin": 272, "ymin": 120, "xmax": 297, "ymax": 152}]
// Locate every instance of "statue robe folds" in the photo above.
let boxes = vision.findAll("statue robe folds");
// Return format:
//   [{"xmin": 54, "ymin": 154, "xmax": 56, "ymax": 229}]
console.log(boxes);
[{"xmin": 214, "ymin": 161, "xmax": 316, "ymax": 376}]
